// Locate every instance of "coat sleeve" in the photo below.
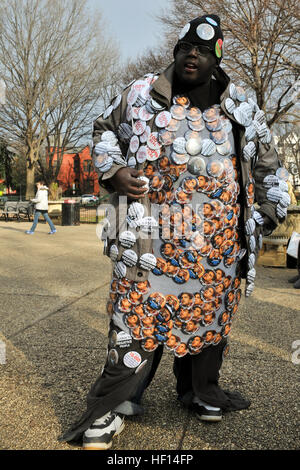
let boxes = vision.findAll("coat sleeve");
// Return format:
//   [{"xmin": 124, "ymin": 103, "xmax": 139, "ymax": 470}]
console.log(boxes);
[
  {"xmin": 252, "ymin": 124, "xmax": 289, "ymax": 236},
  {"xmin": 92, "ymin": 86, "xmax": 132, "ymax": 193}
]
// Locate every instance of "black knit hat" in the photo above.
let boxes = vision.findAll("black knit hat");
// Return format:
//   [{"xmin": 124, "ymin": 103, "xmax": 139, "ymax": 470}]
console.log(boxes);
[{"xmin": 174, "ymin": 15, "xmax": 224, "ymax": 63}]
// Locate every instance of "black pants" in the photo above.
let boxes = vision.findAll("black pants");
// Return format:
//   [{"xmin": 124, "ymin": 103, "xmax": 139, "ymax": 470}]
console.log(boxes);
[{"xmin": 59, "ymin": 322, "xmax": 250, "ymax": 443}]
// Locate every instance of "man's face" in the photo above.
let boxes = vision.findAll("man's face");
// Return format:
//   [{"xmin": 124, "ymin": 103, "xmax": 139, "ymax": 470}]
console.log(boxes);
[{"xmin": 175, "ymin": 44, "xmax": 217, "ymax": 86}]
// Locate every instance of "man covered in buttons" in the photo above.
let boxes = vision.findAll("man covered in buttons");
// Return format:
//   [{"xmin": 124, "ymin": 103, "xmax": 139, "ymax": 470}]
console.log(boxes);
[{"xmin": 60, "ymin": 15, "xmax": 287, "ymax": 450}]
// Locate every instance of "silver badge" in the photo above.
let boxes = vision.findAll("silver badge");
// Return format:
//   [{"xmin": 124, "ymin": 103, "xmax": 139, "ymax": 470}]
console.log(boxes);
[
  {"xmin": 122, "ymin": 249, "xmax": 138, "ymax": 267},
  {"xmin": 119, "ymin": 231, "xmax": 136, "ymax": 248},
  {"xmin": 139, "ymin": 253, "xmax": 157, "ymax": 271},
  {"xmin": 201, "ymin": 138, "xmax": 216, "ymax": 156},
  {"xmin": 196, "ymin": 23, "xmax": 215, "ymax": 40},
  {"xmin": 186, "ymin": 137, "xmax": 202, "ymax": 156},
  {"xmin": 178, "ymin": 23, "xmax": 190, "ymax": 39}
]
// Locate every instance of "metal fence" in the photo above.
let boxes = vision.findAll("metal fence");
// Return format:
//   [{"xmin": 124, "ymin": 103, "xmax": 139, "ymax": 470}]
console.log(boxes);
[{"xmin": 79, "ymin": 204, "xmax": 105, "ymax": 224}]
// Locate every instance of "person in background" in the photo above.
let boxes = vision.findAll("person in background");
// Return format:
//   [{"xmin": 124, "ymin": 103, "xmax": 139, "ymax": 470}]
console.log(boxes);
[{"xmin": 25, "ymin": 181, "xmax": 56, "ymax": 235}]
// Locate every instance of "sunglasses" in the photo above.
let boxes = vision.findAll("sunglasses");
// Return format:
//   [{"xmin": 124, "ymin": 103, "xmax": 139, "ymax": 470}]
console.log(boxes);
[{"xmin": 177, "ymin": 41, "xmax": 213, "ymax": 56}]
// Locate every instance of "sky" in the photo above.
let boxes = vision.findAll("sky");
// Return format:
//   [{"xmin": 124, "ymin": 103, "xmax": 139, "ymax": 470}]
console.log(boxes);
[{"xmin": 86, "ymin": 0, "xmax": 172, "ymax": 62}]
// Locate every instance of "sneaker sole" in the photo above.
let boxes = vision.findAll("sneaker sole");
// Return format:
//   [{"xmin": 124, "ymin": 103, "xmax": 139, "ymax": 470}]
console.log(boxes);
[
  {"xmin": 83, "ymin": 421, "xmax": 125, "ymax": 450},
  {"xmin": 196, "ymin": 413, "xmax": 222, "ymax": 422}
]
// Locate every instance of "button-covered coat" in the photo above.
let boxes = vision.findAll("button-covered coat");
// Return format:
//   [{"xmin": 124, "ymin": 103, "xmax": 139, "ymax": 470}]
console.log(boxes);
[{"xmin": 92, "ymin": 63, "xmax": 287, "ymax": 297}]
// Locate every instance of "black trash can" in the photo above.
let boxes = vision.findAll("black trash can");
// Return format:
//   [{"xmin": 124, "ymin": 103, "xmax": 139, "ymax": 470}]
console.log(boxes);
[{"xmin": 62, "ymin": 200, "xmax": 80, "ymax": 226}]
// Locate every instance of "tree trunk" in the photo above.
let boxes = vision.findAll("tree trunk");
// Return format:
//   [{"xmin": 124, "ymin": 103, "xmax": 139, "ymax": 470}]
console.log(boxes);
[{"xmin": 25, "ymin": 160, "xmax": 35, "ymax": 200}]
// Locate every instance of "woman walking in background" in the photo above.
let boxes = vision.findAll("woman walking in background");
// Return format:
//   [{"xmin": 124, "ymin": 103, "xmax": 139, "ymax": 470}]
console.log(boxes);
[{"xmin": 25, "ymin": 181, "xmax": 56, "ymax": 235}]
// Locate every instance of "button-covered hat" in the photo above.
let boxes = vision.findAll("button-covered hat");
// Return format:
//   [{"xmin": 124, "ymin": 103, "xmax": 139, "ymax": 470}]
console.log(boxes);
[{"xmin": 174, "ymin": 15, "xmax": 224, "ymax": 62}]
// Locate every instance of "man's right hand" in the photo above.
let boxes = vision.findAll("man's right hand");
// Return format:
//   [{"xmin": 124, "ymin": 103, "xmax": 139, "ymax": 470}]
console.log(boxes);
[{"xmin": 110, "ymin": 168, "xmax": 148, "ymax": 200}]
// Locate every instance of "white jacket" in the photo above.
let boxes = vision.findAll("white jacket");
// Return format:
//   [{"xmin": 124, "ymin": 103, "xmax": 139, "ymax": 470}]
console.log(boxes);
[{"xmin": 32, "ymin": 186, "xmax": 49, "ymax": 210}]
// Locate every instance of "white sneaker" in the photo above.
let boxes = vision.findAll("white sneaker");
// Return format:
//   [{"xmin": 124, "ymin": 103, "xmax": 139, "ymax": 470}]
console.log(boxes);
[{"xmin": 82, "ymin": 411, "xmax": 125, "ymax": 450}]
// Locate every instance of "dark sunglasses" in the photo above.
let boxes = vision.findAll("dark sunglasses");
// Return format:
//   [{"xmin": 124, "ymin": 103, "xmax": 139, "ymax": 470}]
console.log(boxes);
[{"xmin": 177, "ymin": 41, "xmax": 213, "ymax": 56}]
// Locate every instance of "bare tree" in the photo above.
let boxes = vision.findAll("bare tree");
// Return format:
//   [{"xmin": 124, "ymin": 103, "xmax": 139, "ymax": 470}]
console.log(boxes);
[
  {"xmin": 122, "ymin": 0, "xmax": 299, "ymax": 128},
  {"xmin": 0, "ymin": 0, "xmax": 119, "ymax": 198}
]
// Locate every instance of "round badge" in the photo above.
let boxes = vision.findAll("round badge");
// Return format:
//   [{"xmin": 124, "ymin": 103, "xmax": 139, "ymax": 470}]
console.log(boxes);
[
  {"xmin": 207, "ymin": 159, "xmax": 224, "ymax": 178},
  {"xmin": 114, "ymin": 261, "xmax": 127, "ymax": 279},
  {"xmin": 139, "ymin": 106, "xmax": 154, "ymax": 122},
  {"xmin": 276, "ymin": 167, "xmax": 289, "ymax": 181},
  {"xmin": 141, "ymin": 337, "xmax": 158, "ymax": 352},
  {"xmin": 173, "ymin": 95, "xmax": 190, "ymax": 108},
  {"xmin": 160, "ymin": 242, "xmax": 177, "ymax": 260},
  {"xmin": 182, "ymin": 176, "xmax": 199, "ymax": 193},
  {"xmin": 127, "ymin": 156, "xmax": 136, "ymax": 167},
  {"xmin": 170, "ymin": 105, "xmax": 187, "ymax": 121},
  {"xmin": 170, "ymin": 151, "xmax": 189, "ymax": 165},
  {"xmin": 140, "ymin": 125, "xmax": 151, "ymax": 144},
  {"xmin": 203, "ymin": 107, "xmax": 220, "ymax": 122},
  {"xmin": 174, "ymin": 342, "xmax": 188, "ymax": 357},
  {"xmin": 166, "ymin": 118, "xmax": 181, "ymax": 132},
  {"xmin": 139, "ymin": 253, "xmax": 157, "ymax": 271},
  {"xmin": 178, "ymin": 23, "xmax": 190, "ymax": 39},
  {"xmin": 174, "ymin": 188, "xmax": 193, "ymax": 204},
  {"xmin": 188, "ymin": 119, "xmax": 205, "ymax": 132},
  {"xmin": 206, "ymin": 118, "xmax": 222, "ymax": 132},
  {"xmin": 187, "ymin": 107, "xmax": 202, "ymax": 121},
  {"xmin": 147, "ymin": 132, "xmax": 162, "ymax": 151},
  {"xmin": 109, "ymin": 244, "xmax": 119, "ymax": 262},
  {"xmin": 201, "ymin": 138, "xmax": 216, "ymax": 156},
  {"xmin": 119, "ymin": 231, "xmax": 136, "ymax": 248},
  {"xmin": 173, "ymin": 136, "xmax": 186, "ymax": 154},
  {"xmin": 108, "ymin": 348, "xmax": 119, "ymax": 366},
  {"xmin": 158, "ymin": 129, "xmax": 176, "ymax": 146},
  {"xmin": 216, "ymin": 140, "xmax": 232, "ymax": 156},
  {"xmin": 129, "ymin": 135, "xmax": 140, "ymax": 154},
  {"xmin": 215, "ymin": 39, "xmax": 223, "ymax": 58},
  {"xmin": 196, "ymin": 23, "xmax": 215, "ymax": 40},
  {"xmin": 133, "ymin": 120, "xmax": 147, "ymax": 136},
  {"xmin": 165, "ymin": 334, "xmax": 180, "ymax": 350},
  {"xmin": 127, "ymin": 88, "xmax": 139, "ymax": 106},
  {"xmin": 155, "ymin": 111, "xmax": 172, "ymax": 128},
  {"xmin": 186, "ymin": 137, "xmax": 202, "ymax": 156},
  {"xmin": 210, "ymin": 129, "xmax": 228, "ymax": 145},
  {"xmin": 187, "ymin": 156, "xmax": 206, "ymax": 175},
  {"xmin": 123, "ymin": 350, "xmax": 142, "ymax": 368},
  {"xmin": 135, "ymin": 359, "xmax": 148, "ymax": 374},
  {"xmin": 146, "ymin": 147, "xmax": 160, "ymax": 161},
  {"xmin": 109, "ymin": 330, "xmax": 118, "ymax": 348},
  {"xmin": 119, "ymin": 297, "xmax": 133, "ymax": 314},
  {"xmin": 122, "ymin": 249, "xmax": 138, "ymax": 267}
]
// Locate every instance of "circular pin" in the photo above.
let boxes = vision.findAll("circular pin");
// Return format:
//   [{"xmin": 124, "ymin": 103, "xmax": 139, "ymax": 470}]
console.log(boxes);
[
  {"xmin": 215, "ymin": 39, "xmax": 223, "ymax": 58},
  {"xmin": 276, "ymin": 167, "xmax": 289, "ymax": 181},
  {"xmin": 188, "ymin": 156, "xmax": 206, "ymax": 175},
  {"xmin": 147, "ymin": 132, "xmax": 161, "ymax": 150},
  {"xmin": 236, "ymin": 86, "xmax": 246, "ymax": 102},
  {"xmin": 178, "ymin": 23, "xmax": 190, "ymax": 39},
  {"xmin": 225, "ymin": 98, "xmax": 235, "ymax": 114},
  {"xmin": 206, "ymin": 119, "xmax": 222, "ymax": 132},
  {"xmin": 186, "ymin": 137, "xmax": 202, "ymax": 156},
  {"xmin": 210, "ymin": 129, "xmax": 228, "ymax": 145},
  {"xmin": 188, "ymin": 119, "xmax": 205, "ymax": 132},
  {"xmin": 207, "ymin": 159, "xmax": 225, "ymax": 178},
  {"xmin": 187, "ymin": 107, "xmax": 202, "ymax": 122},
  {"xmin": 173, "ymin": 95, "xmax": 190, "ymax": 108},
  {"xmin": 114, "ymin": 261, "xmax": 127, "ymax": 279},
  {"xmin": 201, "ymin": 138, "xmax": 216, "ymax": 156},
  {"xmin": 197, "ymin": 23, "xmax": 215, "ymax": 40},
  {"xmin": 170, "ymin": 105, "xmax": 187, "ymax": 120},
  {"xmin": 123, "ymin": 351, "xmax": 142, "ymax": 368},
  {"xmin": 182, "ymin": 176, "xmax": 198, "ymax": 193},
  {"xmin": 103, "ymin": 105, "xmax": 113, "ymax": 120},
  {"xmin": 109, "ymin": 244, "xmax": 119, "ymax": 262},
  {"xmin": 132, "ymin": 120, "xmax": 146, "ymax": 136},
  {"xmin": 166, "ymin": 118, "xmax": 181, "ymax": 132},
  {"xmin": 150, "ymin": 173, "xmax": 165, "ymax": 191},
  {"xmin": 139, "ymin": 253, "xmax": 157, "ymax": 271},
  {"xmin": 173, "ymin": 137, "xmax": 187, "ymax": 154},
  {"xmin": 119, "ymin": 231, "xmax": 136, "ymax": 248},
  {"xmin": 140, "ymin": 125, "xmax": 151, "ymax": 144},
  {"xmin": 216, "ymin": 140, "xmax": 232, "ymax": 156},
  {"xmin": 203, "ymin": 107, "xmax": 220, "ymax": 122},
  {"xmin": 129, "ymin": 135, "xmax": 140, "ymax": 154},
  {"xmin": 141, "ymin": 337, "xmax": 158, "ymax": 352},
  {"xmin": 127, "ymin": 88, "xmax": 139, "ymax": 106},
  {"xmin": 146, "ymin": 147, "xmax": 160, "ymax": 161},
  {"xmin": 135, "ymin": 146, "xmax": 147, "ymax": 164},
  {"xmin": 122, "ymin": 249, "xmax": 138, "ymax": 267},
  {"xmin": 108, "ymin": 348, "xmax": 119, "ymax": 366},
  {"xmin": 158, "ymin": 129, "xmax": 176, "ymax": 146},
  {"xmin": 139, "ymin": 106, "xmax": 154, "ymax": 122},
  {"xmin": 155, "ymin": 111, "xmax": 172, "ymax": 128}
]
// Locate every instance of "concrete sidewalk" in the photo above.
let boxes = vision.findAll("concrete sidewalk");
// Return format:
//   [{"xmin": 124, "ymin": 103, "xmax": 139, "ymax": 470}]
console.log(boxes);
[{"xmin": 0, "ymin": 220, "xmax": 299, "ymax": 450}]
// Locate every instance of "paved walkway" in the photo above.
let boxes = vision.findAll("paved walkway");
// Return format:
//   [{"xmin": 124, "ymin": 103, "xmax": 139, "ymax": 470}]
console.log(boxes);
[{"xmin": 0, "ymin": 221, "xmax": 299, "ymax": 450}]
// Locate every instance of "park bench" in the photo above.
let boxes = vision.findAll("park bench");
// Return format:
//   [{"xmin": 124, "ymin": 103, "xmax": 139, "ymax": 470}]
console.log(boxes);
[{"xmin": 1, "ymin": 201, "xmax": 34, "ymax": 222}]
